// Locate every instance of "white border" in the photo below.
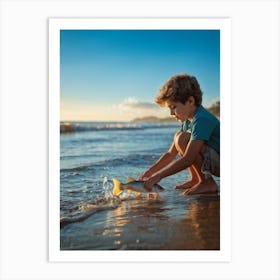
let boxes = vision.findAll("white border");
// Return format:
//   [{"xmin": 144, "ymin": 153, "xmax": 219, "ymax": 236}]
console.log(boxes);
[
  {"xmin": 49, "ymin": 18, "xmax": 231, "ymax": 262},
  {"xmin": 1, "ymin": 1, "xmax": 279, "ymax": 279}
]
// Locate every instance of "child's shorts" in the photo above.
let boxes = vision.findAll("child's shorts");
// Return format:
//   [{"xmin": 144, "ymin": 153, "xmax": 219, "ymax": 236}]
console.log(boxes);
[{"xmin": 201, "ymin": 145, "xmax": 220, "ymax": 177}]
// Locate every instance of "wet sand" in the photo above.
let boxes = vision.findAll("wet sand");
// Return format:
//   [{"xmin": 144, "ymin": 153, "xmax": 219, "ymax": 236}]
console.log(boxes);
[{"xmin": 60, "ymin": 193, "xmax": 220, "ymax": 250}]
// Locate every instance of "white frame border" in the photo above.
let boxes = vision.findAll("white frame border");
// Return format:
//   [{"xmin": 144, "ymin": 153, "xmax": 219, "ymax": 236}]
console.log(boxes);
[{"xmin": 49, "ymin": 17, "xmax": 231, "ymax": 262}]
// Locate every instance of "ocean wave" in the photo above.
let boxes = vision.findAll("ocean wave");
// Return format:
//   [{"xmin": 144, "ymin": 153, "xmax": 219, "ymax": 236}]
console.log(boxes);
[
  {"xmin": 60, "ymin": 122, "xmax": 178, "ymax": 134},
  {"xmin": 60, "ymin": 165, "xmax": 94, "ymax": 172},
  {"xmin": 97, "ymin": 153, "xmax": 161, "ymax": 167},
  {"xmin": 60, "ymin": 177, "xmax": 146, "ymax": 228},
  {"xmin": 60, "ymin": 193, "xmax": 148, "ymax": 229},
  {"xmin": 60, "ymin": 153, "xmax": 162, "ymax": 173},
  {"xmin": 60, "ymin": 196, "xmax": 121, "ymax": 228}
]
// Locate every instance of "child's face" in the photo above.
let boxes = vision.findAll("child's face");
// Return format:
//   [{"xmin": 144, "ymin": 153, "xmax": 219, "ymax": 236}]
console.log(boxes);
[{"xmin": 165, "ymin": 98, "xmax": 196, "ymax": 122}]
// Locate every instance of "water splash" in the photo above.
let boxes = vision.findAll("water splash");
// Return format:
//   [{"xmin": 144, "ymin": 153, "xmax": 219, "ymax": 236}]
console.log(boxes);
[
  {"xmin": 60, "ymin": 177, "xmax": 120, "ymax": 228},
  {"xmin": 60, "ymin": 176, "xmax": 149, "ymax": 229},
  {"xmin": 102, "ymin": 176, "xmax": 114, "ymax": 199}
]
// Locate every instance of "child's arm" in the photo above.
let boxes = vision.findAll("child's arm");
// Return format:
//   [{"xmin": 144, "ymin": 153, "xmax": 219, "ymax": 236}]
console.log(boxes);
[
  {"xmin": 138, "ymin": 141, "xmax": 177, "ymax": 180},
  {"xmin": 144, "ymin": 139, "xmax": 204, "ymax": 189}
]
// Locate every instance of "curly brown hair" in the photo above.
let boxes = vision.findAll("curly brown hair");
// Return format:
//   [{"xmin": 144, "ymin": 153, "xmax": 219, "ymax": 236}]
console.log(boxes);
[{"xmin": 155, "ymin": 73, "xmax": 203, "ymax": 107}]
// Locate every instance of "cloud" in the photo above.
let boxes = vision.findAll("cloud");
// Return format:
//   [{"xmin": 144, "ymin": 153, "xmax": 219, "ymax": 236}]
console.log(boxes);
[
  {"xmin": 116, "ymin": 97, "xmax": 169, "ymax": 119},
  {"xmin": 118, "ymin": 97, "xmax": 157, "ymax": 110}
]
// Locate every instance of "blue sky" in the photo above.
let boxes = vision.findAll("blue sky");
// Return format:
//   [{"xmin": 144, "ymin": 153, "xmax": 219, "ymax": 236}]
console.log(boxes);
[{"xmin": 60, "ymin": 30, "xmax": 220, "ymax": 121}]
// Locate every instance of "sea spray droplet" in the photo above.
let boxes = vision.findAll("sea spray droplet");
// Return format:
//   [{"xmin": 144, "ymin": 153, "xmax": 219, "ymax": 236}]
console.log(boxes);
[{"xmin": 102, "ymin": 176, "xmax": 114, "ymax": 199}]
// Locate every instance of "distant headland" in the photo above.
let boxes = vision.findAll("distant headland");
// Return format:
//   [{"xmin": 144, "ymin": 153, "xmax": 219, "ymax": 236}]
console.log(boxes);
[
  {"xmin": 132, "ymin": 101, "xmax": 220, "ymax": 122},
  {"xmin": 132, "ymin": 116, "xmax": 177, "ymax": 123}
]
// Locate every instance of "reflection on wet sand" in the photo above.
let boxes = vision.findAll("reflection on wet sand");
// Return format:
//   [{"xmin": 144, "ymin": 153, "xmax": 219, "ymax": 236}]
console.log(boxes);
[
  {"xmin": 104, "ymin": 195, "xmax": 220, "ymax": 250},
  {"xmin": 60, "ymin": 194, "xmax": 220, "ymax": 250},
  {"xmin": 165, "ymin": 197, "xmax": 220, "ymax": 250}
]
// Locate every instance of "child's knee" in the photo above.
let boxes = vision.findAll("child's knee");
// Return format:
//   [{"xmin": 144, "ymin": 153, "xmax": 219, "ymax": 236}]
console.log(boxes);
[
  {"xmin": 174, "ymin": 132, "xmax": 191, "ymax": 155},
  {"xmin": 174, "ymin": 131, "xmax": 191, "ymax": 145}
]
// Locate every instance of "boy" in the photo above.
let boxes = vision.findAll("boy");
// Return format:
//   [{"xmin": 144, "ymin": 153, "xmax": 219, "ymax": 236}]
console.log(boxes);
[{"xmin": 139, "ymin": 73, "xmax": 220, "ymax": 195}]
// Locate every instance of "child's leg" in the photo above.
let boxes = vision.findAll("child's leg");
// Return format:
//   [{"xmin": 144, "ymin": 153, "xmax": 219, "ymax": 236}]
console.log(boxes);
[
  {"xmin": 183, "ymin": 149, "xmax": 219, "ymax": 195},
  {"xmin": 174, "ymin": 165, "xmax": 199, "ymax": 189},
  {"xmin": 173, "ymin": 132, "xmax": 200, "ymax": 189}
]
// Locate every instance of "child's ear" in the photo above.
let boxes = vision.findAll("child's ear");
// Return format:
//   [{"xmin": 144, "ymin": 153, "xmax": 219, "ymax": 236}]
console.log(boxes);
[{"xmin": 187, "ymin": 96, "xmax": 195, "ymax": 105}]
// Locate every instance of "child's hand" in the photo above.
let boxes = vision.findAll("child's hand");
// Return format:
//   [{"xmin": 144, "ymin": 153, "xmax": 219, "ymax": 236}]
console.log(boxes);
[
  {"xmin": 143, "ymin": 174, "xmax": 161, "ymax": 192},
  {"xmin": 138, "ymin": 170, "xmax": 152, "ymax": 181}
]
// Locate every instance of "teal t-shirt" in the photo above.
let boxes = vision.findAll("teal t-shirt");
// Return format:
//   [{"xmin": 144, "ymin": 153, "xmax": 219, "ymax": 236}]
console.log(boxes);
[{"xmin": 180, "ymin": 105, "xmax": 220, "ymax": 154}]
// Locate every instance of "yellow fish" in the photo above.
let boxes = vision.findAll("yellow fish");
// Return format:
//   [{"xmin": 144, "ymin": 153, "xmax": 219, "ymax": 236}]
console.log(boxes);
[{"xmin": 112, "ymin": 177, "xmax": 164, "ymax": 196}]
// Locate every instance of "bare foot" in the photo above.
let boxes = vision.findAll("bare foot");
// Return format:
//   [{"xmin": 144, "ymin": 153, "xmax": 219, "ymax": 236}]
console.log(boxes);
[
  {"xmin": 183, "ymin": 178, "xmax": 219, "ymax": 195},
  {"xmin": 173, "ymin": 180, "xmax": 199, "ymax": 190}
]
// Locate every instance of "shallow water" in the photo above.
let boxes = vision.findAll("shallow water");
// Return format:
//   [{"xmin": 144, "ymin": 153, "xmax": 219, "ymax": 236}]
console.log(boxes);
[{"xmin": 60, "ymin": 122, "xmax": 220, "ymax": 250}]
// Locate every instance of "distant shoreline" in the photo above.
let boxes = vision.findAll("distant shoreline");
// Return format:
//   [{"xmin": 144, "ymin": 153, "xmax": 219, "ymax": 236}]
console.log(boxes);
[{"xmin": 132, "ymin": 116, "xmax": 177, "ymax": 123}]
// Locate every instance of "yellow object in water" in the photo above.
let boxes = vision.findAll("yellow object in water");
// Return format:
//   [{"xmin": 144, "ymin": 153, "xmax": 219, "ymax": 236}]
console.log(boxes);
[{"xmin": 112, "ymin": 177, "xmax": 164, "ymax": 196}]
